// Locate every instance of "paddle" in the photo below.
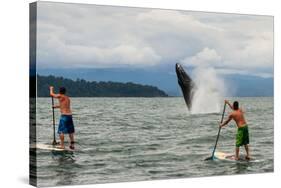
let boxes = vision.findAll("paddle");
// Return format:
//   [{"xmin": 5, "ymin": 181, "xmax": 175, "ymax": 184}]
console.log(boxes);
[
  {"xmin": 205, "ymin": 102, "xmax": 227, "ymax": 160},
  {"xmin": 51, "ymin": 96, "xmax": 57, "ymax": 145}
]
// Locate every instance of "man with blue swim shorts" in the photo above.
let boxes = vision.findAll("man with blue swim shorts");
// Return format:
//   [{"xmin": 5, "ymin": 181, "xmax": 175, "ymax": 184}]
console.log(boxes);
[{"xmin": 50, "ymin": 86, "xmax": 75, "ymax": 150}]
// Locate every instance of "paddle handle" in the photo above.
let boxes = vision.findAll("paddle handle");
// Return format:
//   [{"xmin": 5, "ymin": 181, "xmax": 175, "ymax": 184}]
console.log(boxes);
[
  {"xmin": 211, "ymin": 102, "xmax": 227, "ymax": 158},
  {"xmin": 51, "ymin": 97, "xmax": 57, "ymax": 145}
]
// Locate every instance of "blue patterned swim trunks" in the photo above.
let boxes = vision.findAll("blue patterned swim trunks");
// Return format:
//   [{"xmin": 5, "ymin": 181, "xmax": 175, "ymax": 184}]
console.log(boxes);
[{"xmin": 58, "ymin": 115, "xmax": 75, "ymax": 134}]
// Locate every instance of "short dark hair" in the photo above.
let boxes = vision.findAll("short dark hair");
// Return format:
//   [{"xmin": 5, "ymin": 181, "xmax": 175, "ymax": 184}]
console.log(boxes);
[
  {"xmin": 233, "ymin": 101, "xmax": 239, "ymax": 110},
  {"xmin": 59, "ymin": 87, "xmax": 66, "ymax": 94}
]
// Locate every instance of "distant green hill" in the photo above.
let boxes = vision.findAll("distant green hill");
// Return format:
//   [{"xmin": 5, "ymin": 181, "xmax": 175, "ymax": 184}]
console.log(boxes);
[
  {"xmin": 38, "ymin": 67, "xmax": 273, "ymax": 97},
  {"xmin": 37, "ymin": 75, "xmax": 168, "ymax": 97}
]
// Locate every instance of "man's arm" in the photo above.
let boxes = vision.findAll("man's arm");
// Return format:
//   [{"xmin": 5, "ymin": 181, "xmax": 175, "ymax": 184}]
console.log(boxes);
[
  {"xmin": 49, "ymin": 86, "xmax": 61, "ymax": 98},
  {"xmin": 220, "ymin": 114, "xmax": 233, "ymax": 128},
  {"xmin": 225, "ymin": 100, "xmax": 234, "ymax": 110}
]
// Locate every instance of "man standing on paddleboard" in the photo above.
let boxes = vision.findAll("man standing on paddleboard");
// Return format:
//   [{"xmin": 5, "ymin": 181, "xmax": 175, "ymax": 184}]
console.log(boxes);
[
  {"xmin": 50, "ymin": 86, "xmax": 75, "ymax": 150},
  {"xmin": 220, "ymin": 100, "xmax": 250, "ymax": 160}
]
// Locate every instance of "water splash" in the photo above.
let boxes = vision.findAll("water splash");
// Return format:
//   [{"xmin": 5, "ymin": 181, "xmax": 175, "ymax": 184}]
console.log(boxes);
[{"xmin": 190, "ymin": 66, "xmax": 226, "ymax": 114}]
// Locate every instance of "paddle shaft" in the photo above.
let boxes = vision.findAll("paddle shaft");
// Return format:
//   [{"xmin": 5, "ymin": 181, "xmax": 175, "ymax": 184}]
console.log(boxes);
[
  {"xmin": 211, "ymin": 102, "xmax": 227, "ymax": 158},
  {"xmin": 51, "ymin": 97, "xmax": 57, "ymax": 145}
]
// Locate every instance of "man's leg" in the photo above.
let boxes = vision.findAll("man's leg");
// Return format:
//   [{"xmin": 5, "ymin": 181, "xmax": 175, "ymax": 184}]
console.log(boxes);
[
  {"xmin": 235, "ymin": 147, "xmax": 239, "ymax": 160},
  {"xmin": 59, "ymin": 133, "xmax": 65, "ymax": 148},
  {"xmin": 244, "ymin": 144, "xmax": 250, "ymax": 159},
  {"xmin": 69, "ymin": 133, "xmax": 75, "ymax": 149}
]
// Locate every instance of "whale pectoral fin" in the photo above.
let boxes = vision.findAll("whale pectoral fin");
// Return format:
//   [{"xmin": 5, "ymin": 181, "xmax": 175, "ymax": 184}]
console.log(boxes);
[
  {"xmin": 175, "ymin": 63, "xmax": 194, "ymax": 111},
  {"xmin": 178, "ymin": 80, "xmax": 183, "ymax": 88}
]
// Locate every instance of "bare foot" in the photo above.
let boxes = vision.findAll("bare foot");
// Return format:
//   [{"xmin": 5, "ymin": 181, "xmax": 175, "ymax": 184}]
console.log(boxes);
[
  {"xmin": 245, "ymin": 156, "xmax": 251, "ymax": 160},
  {"xmin": 57, "ymin": 145, "xmax": 65, "ymax": 149},
  {"xmin": 69, "ymin": 145, "xmax": 75, "ymax": 150},
  {"xmin": 70, "ymin": 141, "xmax": 75, "ymax": 150}
]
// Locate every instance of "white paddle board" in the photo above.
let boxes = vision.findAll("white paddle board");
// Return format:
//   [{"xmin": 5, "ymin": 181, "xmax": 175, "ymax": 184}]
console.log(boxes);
[
  {"xmin": 214, "ymin": 151, "xmax": 250, "ymax": 162},
  {"xmin": 30, "ymin": 143, "xmax": 74, "ymax": 152}
]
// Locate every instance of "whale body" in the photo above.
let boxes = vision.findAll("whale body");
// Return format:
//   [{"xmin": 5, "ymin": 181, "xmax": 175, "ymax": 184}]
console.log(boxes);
[{"xmin": 175, "ymin": 63, "xmax": 194, "ymax": 110}]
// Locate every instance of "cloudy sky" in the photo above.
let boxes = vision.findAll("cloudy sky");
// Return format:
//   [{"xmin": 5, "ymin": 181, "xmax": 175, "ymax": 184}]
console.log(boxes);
[{"xmin": 36, "ymin": 2, "xmax": 273, "ymax": 78}]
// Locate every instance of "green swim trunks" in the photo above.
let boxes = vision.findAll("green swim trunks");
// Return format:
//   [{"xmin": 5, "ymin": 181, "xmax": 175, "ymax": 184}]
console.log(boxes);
[{"xmin": 236, "ymin": 125, "xmax": 249, "ymax": 147}]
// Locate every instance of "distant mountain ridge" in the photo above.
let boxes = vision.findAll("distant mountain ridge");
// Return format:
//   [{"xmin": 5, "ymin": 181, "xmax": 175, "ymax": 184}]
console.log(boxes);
[
  {"xmin": 37, "ymin": 75, "xmax": 168, "ymax": 97},
  {"xmin": 223, "ymin": 74, "xmax": 273, "ymax": 97},
  {"xmin": 38, "ymin": 67, "xmax": 273, "ymax": 97}
]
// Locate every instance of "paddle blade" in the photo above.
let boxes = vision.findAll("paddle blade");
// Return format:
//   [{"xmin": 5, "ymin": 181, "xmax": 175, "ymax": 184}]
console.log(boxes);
[
  {"xmin": 52, "ymin": 140, "xmax": 58, "ymax": 146},
  {"xmin": 204, "ymin": 156, "xmax": 214, "ymax": 161}
]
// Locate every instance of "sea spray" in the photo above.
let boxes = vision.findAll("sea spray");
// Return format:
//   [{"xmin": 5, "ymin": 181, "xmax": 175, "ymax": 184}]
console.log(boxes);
[
  {"xmin": 181, "ymin": 47, "xmax": 226, "ymax": 114},
  {"xmin": 190, "ymin": 66, "xmax": 226, "ymax": 114}
]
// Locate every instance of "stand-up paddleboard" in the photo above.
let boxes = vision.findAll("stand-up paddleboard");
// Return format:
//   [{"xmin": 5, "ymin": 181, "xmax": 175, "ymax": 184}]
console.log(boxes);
[
  {"xmin": 30, "ymin": 143, "xmax": 74, "ymax": 152},
  {"xmin": 214, "ymin": 151, "xmax": 250, "ymax": 162}
]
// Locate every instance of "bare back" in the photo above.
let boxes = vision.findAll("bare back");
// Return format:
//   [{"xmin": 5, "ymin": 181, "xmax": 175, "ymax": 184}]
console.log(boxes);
[
  {"xmin": 230, "ymin": 108, "xmax": 247, "ymax": 128},
  {"xmin": 58, "ymin": 95, "xmax": 72, "ymax": 115}
]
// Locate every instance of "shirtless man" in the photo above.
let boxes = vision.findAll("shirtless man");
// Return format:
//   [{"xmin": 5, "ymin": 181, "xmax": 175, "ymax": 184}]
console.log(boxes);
[
  {"xmin": 50, "ymin": 86, "xmax": 75, "ymax": 149},
  {"xmin": 220, "ymin": 100, "xmax": 250, "ymax": 160}
]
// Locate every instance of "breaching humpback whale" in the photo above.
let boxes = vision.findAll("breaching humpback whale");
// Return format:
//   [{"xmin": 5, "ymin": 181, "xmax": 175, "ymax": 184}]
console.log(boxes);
[{"xmin": 175, "ymin": 63, "xmax": 194, "ymax": 110}]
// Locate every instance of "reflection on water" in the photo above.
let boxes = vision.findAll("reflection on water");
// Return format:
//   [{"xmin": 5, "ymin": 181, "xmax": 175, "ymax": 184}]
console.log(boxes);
[{"xmin": 53, "ymin": 153, "xmax": 76, "ymax": 186}]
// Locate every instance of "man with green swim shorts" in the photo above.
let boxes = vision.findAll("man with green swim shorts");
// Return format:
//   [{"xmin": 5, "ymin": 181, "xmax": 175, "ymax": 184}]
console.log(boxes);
[{"xmin": 220, "ymin": 100, "xmax": 250, "ymax": 160}]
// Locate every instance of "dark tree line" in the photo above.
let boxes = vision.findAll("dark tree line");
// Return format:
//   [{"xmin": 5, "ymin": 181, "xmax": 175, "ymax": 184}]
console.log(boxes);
[{"xmin": 37, "ymin": 75, "xmax": 168, "ymax": 97}]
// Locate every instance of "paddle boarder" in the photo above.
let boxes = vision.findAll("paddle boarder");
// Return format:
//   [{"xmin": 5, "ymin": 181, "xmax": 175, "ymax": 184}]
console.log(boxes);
[
  {"xmin": 220, "ymin": 100, "xmax": 250, "ymax": 160},
  {"xmin": 50, "ymin": 86, "xmax": 75, "ymax": 150}
]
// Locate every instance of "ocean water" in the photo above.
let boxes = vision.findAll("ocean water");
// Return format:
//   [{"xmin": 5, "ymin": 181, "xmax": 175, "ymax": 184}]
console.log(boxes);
[{"xmin": 32, "ymin": 97, "xmax": 273, "ymax": 187}]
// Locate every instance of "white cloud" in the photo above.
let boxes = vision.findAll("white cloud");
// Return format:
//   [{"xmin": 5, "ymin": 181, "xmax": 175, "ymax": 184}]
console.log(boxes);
[
  {"xmin": 37, "ymin": 34, "xmax": 161, "ymax": 68},
  {"xmin": 36, "ymin": 2, "xmax": 273, "ymax": 77},
  {"xmin": 181, "ymin": 47, "xmax": 222, "ymax": 67}
]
